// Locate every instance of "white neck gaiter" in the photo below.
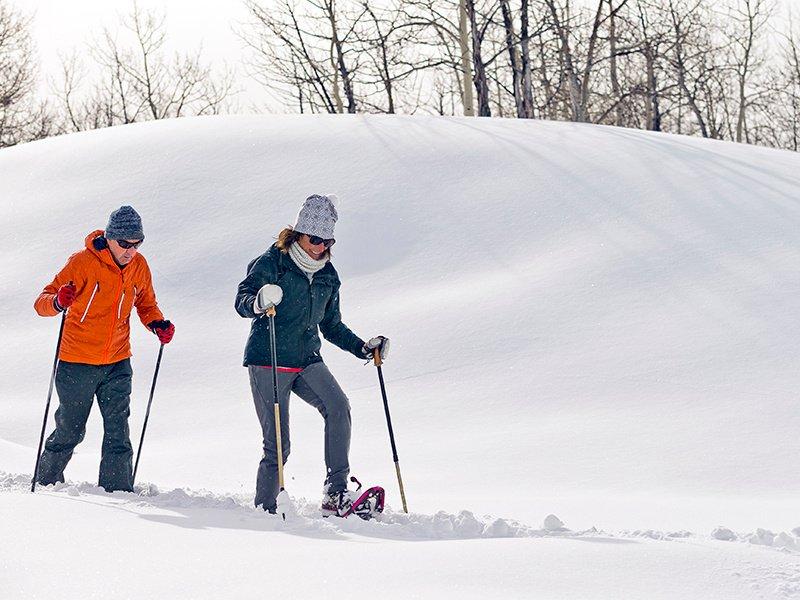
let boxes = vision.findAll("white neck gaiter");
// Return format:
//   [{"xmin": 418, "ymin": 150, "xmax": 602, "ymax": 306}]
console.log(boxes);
[{"xmin": 288, "ymin": 241, "xmax": 328, "ymax": 279}]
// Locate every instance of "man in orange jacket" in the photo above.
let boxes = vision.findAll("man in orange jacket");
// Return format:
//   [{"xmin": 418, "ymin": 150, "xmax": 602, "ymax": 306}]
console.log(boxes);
[{"xmin": 34, "ymin": 206, "xmax": 174, "ymax": 492}]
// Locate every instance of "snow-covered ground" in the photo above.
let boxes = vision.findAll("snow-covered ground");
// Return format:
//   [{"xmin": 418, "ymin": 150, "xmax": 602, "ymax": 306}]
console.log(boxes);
[{"xmin": 2, "ymin": 114, "xmax": 800, "ymax": 598}]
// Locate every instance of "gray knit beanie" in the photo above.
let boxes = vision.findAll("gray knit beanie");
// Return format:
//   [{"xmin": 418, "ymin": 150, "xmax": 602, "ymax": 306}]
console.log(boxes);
[
  {"xmin": 105, "ymin": 205, "xmax": 144, "ymax": 240},
  {"xmin": 294, "ymin": 194, "xmax": 338, "ymax": 240}
]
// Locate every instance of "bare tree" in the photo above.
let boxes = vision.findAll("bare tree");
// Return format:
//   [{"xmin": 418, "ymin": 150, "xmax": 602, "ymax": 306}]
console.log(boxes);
[
  {"xmin": 0, "ymin": 1, "xmax": 55, "ymax": 146},
  {"xmin": 459, "ymin": 0, "xmax": 476, "ymax": 115},
  {"xmin": 465, "ymin": 0, "xmax": 494, "ymax": 116},
  {"xmin": 57, "ymin": 2, "xmax": 232, "ymax": 131},
  {"xmin": 240, "ymin": 0, "xmax": 364, "ymax": 113},
  {"xmin": 726, "ymin": 0, "xmax": 772, "ymax": 143},
  {"xmin": 498, "ymin": 0, "xmax": 527, "ymax": 117},
  {"xmin": 353, "ymin": 1, "xmax": 453, "ymax": 114},
  {"xmin": 401, "ymin": 0, "xmax": 473, "ymax": 115}
]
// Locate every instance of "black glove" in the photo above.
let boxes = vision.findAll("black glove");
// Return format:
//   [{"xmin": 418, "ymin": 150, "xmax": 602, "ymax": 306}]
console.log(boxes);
[{"xmin": 362, "ymin": 336, "xmax": 389, "ymax": 361}]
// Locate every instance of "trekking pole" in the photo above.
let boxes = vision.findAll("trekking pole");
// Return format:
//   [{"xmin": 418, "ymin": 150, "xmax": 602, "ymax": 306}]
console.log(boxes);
[
  {"xmin": 267, "ymin": 306, "xmax": 287, "ymax": 520},
  {"xmin": 31, "ymin": 308, "xmax": 68, "ymax": 493},
  {"xmin": 373, "ymin": 349, "xmax": 408, "ymax": 513},
  {"xmin": 132, "ymin": 343, "xmax": 165, "ymax": 486}
]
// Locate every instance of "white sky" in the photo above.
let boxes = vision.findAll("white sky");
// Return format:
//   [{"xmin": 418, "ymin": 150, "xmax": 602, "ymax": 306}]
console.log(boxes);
[{"xmin": 25, "ymin": 0, "xmax": 272, "ymax": 109}]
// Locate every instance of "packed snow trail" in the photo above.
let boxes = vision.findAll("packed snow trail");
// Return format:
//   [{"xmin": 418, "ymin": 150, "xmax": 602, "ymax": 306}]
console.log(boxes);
[{"xmin": 3, "ymin": 471, "xmax": 800, "ymax": 599}]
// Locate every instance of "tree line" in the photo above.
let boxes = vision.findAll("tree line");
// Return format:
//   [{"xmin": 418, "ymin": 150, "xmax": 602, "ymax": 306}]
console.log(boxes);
[{"xmin": 3, "ymin": 0, "xmax": 800, "ymax": 151}]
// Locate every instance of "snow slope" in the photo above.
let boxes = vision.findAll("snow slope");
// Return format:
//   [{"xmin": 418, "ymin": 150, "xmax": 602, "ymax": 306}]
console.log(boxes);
[{"xmin": 1, "ymin": 114, "xmax": 800, "ymax": 598}]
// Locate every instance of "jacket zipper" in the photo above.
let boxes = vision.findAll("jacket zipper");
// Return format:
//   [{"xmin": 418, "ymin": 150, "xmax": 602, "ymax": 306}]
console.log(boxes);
[
  {"xmin": 304, "ymin": 278, "xmax": 313, "ymax": 361},
  {"xmin": 102, "ymin": 274, "xmax": 124, "ymax": 363},
  {"xmin": 117, "ymin": 291, "xmax": 125, "ymax": 319},
  {"xmin": 80, "ymin": 283, "xmax": 99, "ymax": 323}
]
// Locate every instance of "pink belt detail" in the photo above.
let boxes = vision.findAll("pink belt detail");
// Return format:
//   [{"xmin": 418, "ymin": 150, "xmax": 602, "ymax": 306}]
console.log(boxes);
[{"xmin": 256, "ymin": 365, "xmax": 303, "ymax": 373}]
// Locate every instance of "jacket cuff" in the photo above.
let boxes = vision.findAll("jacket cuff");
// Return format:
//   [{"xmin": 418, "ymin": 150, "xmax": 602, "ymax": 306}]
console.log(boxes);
[{"xmin": 352, "ymin": 337, "xmax": 367, "ymax": 359}]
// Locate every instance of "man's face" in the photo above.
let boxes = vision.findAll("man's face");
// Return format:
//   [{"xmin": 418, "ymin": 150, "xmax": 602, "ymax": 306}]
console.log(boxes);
[{"xmin": 107, "ymin": 238, "xmax": 142, "ymax": 266}]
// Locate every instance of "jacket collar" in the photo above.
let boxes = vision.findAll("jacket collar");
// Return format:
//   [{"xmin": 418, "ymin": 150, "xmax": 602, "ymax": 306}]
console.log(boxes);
[{"xmin": 84, "ymin": 229, "xmax": 140, "ymax": 272}]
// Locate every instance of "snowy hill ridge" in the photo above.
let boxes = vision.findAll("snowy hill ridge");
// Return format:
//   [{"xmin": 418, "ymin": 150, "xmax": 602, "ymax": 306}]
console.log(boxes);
[{"xmin": 3, "ymin": 114, "xmax": 800, "ymax": 598}]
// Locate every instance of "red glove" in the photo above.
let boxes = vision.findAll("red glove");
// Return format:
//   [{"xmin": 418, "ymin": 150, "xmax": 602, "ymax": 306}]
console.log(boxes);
[
  {"xmin": 55, "ymin": 283, "xmax": 77, "ymax": 311},
  {"xmin": 148, "ymin": 320, "xmax": 175, "ymax": 344}
]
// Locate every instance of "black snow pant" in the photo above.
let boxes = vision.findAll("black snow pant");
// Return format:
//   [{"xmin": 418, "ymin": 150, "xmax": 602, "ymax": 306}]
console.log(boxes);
[
  {"xmin": 36, "ymin": 359, "xmax": 134, "ymax": 492},
  {"xmin": 248, "ymin": 361, "xmax": 352, "ymax": 512}
]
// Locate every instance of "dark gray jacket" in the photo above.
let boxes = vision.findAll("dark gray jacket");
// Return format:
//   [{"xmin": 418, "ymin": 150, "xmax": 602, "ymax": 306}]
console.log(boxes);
[{"xmin": 236, "ymin": 244, "xmax": 365, "ymax": 368}]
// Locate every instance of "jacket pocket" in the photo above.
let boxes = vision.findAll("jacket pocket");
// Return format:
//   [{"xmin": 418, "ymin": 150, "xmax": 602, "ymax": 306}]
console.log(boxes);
[
  {"xmin": 118, "ymin": 285, "xmax": 138, "ymax": 320},
  {"xmin": 80, "ymin": 282, "xmax": 100, "ymax": 323},
  {"xmin": 310, "ymin": 283, "xmax": 333, "ymax": 324}
]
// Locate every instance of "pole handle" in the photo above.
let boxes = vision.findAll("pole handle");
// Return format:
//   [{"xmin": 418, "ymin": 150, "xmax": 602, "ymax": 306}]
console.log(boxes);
[
  {"xmin": 266, "ymin": 305, "xmax": 276, "ymax": 317},
  {"xmin": 373, "ymin": 347, "xmax": 383, "ymax": 367}
]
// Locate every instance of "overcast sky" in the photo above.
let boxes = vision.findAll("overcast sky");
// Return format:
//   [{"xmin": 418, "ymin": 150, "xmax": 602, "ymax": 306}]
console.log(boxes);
[
  {"xmin": 25, "ymin": 0, "xmax": 271, "ymax": 109},
  {"xmin": 29, "ymin": 0, "xmax": 251, "ymax": 70}
]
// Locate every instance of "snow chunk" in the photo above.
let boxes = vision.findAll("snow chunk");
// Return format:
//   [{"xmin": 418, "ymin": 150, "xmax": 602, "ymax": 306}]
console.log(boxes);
[
  {"xmin": 453, "ymin": 511, "xmax": 485, "ymax": 538},
  {"xmin": 746, "ymin": 529, "xmax": 776, "ymax": 546},
  {"xmin": 773, "ymin": 532, "xmax": 798, "ymax": 551},
  {"xmin": 135, "ymin": 482, "xmax": 160, "ymax": 497},
  {"xmin": 712, "ymin": 527, "xmax": 737, "ymax": 541},
  {"xmin": 543, "ymin": 514, "xmax": 565, "ymax": 532},
  {"xmin": 484, "ymin": 518, "xmax": 511, "ymax": 537}
]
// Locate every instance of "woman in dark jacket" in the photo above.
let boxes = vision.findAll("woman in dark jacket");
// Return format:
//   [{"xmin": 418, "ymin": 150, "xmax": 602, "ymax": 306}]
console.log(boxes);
[{"xmin": 235, "ymin": 194, "xmax": 388, "ymax": 515}]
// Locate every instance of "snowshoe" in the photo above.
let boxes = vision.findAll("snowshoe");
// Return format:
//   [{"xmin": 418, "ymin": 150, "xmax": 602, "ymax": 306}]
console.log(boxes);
[{"xmin": 321, "ymin": 476, "xmax": 385, "ymax": 520}]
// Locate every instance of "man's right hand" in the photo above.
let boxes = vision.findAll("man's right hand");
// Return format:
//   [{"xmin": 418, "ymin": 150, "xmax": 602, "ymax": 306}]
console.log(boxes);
[{"xmin": 55, "ymin": 283, "xmax": 77, "ymax": 311}]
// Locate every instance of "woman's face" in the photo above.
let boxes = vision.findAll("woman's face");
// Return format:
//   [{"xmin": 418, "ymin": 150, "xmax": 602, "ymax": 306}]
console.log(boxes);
[{"xmin": 297, "ymin": 234, "xmax": 328, "ymax": 260}]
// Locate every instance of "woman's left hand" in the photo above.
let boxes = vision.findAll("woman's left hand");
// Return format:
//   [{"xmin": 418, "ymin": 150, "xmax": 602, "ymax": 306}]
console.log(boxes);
[{"xmin": 363, "ymin": 336, "xmax": 390, "ymax": 361}]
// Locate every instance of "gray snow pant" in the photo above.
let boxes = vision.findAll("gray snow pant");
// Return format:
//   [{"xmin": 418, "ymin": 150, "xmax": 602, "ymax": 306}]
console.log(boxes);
[
  {"xmin": 248, "ymin": 361, "xmax": 352, "ymax": 512},
  {"xmin": 36, "ymin": 359, "xmax": 134, "ymax": 492}
]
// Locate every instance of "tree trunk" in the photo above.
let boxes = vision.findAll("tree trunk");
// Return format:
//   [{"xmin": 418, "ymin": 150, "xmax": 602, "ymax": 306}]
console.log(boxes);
[
  {"xmin": 500, "ymin": 0, "xmax": 524, "ymax": 118},
  {"xmin": 466, "ymin": 0, "xmax": 491, "ymax": 116},
  {"xmin": 459, "ymin": 0, "xmax": 475, "ymax": 116},
  {"xmin": 519, "ymin": 0, "xmax": 534, "ymax": 118}
]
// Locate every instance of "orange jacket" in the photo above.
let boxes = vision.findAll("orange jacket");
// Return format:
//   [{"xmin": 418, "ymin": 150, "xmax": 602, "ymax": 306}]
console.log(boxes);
[{"xmin": 34, "ymin": 230, "xmax": 164, "ymax": 365}]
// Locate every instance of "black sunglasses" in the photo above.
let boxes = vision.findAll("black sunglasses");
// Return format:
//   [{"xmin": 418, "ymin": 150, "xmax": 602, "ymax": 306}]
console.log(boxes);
[
  {"xmin": 116, "ymin": 239, "xmax": 143, "ymax": 249},
  {"xmin": 307, "ymin": 235, "xmax": 335, "ymax": 248}
]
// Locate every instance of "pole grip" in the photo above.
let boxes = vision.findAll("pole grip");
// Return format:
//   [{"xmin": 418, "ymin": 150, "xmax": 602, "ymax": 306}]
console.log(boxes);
[
  {"xmin": 266, "ymin": 305, "xmax": 276, "ymax": 317},
  {"xmin": 373, "ymin": 347, "xmax": 383, "ymax": 367}
]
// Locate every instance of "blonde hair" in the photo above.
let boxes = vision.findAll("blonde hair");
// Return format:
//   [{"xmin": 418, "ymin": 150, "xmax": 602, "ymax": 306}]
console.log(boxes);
[{"xmin": 275, "ymin": 227, "xmax": 332, "ymax": 259}]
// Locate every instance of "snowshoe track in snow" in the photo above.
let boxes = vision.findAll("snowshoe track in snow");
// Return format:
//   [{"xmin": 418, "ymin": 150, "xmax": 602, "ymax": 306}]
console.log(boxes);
[{"xmin": 3, "ymin": 470, "xmax": 800, "ymax": 551}]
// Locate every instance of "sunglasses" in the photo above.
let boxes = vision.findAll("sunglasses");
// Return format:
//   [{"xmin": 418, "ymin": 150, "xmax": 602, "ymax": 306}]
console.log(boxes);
[
  {"xmin": 307, "ymin": 235, "xmax": 335, "ymax": 248},
  {"xmin": 116, "ymin": 239, "xmax": 143, "ymax": 250}
]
